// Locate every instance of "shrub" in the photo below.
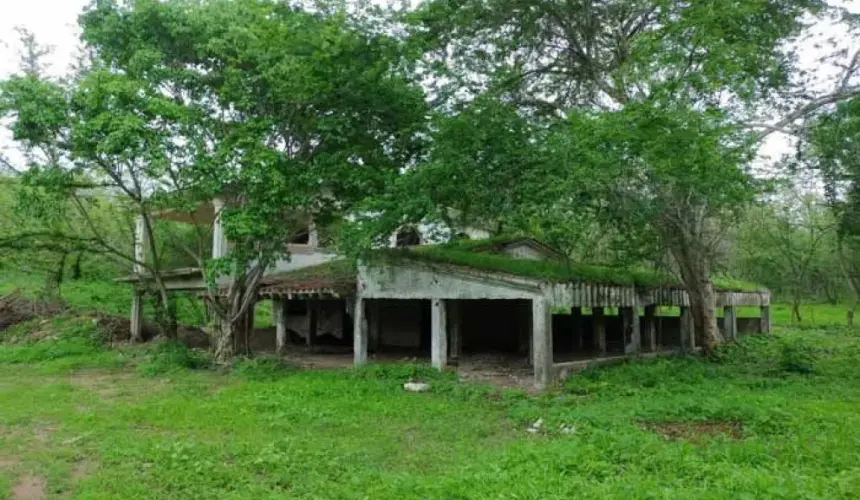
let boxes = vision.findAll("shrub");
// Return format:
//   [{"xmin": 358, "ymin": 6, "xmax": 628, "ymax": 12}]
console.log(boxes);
[
  {"xmin": 778, "ymin": 340, "xmax": 818, "ymax": 375},
  {"xmin": 137, "ymin": 339, "xmax": 211, "ymax": 376}
]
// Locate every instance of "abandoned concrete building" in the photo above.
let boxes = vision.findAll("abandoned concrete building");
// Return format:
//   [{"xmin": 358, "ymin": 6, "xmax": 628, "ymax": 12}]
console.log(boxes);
[{"xmin": 124, "ymin": 199, "xmax": 772, "ymax": 388}]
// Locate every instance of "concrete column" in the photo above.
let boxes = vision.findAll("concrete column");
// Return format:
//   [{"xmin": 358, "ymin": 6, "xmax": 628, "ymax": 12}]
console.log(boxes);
[
  {"xmin": 212, "ymin": 197, "xmax": 228, "ymax": 259},
  {"xmin": 724, "ymin": 306, "xmax": 738, "ymax": 341},
  {"xmin": 431, "ymin": 299, "xmax": 448, "ymax": 370},
  {"xmin": 622, "ymin": 306, "xmax": 641, "ymax": 355},
  {"xmin": 532, "ymin": 299, "xmax": 553, "ymax": 389},
  {"xmin": 133, "ymin": 215, "xmax": 147, "ymax": 274},
  {"xmin": 274, "ymin": 299, "xmax": 287, "ymax": 355},
  {"xmin": 761, "ymin": 305, "xmax": 771, "ymax": 335},
  {"xmin": 369, "ymin": 300, "xmax": 381, "ymax": 351},
  {"xmin": 680, "ymin": 306, "xmax": 694, "ymax": 351},
  {"xmin": 353, "ymin": 297, "xmax": 368, "ymax": 365},
  {"xmin": 593, "ymin": 307, "xmax": 606, "ymax": 356},
  {"xmin": 643, "ymin": 305, "xmax": 657, "ymax": 352},
  {"xmin": 448, "ymin": 300, "xmax": 462, "ymax": 362},
  {"xmin": 572, "ymin": 307, "xmax": 583, "ymax": 349},
  {"xmin": 130, "ymin": 291, "xmax": 144, "ymax": 342},
  {"xmin": 306, "ymin": 300, "xmax": 317, "ymax": 347}
]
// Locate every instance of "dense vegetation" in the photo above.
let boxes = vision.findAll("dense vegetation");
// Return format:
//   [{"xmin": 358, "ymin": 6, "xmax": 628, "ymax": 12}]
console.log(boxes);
[
  {"xmin": 0, "ymin": 296, "xmax": 857, "ymax": 497},
  {"xmin": 1, "ymin": 1, "xmax": 860, "ymax": 495}
]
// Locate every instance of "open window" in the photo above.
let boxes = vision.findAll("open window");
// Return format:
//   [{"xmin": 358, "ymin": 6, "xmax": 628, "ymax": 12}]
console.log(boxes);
[
  {"xmin": 289, "ymin": 226, "xmax": 311, "ymax": 245},
  {"xmin": 395, "ymin": 226, "xmax": 421, "ymax": 247}
]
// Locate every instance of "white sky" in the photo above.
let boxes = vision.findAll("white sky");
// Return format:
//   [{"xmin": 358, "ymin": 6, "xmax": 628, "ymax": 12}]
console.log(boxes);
[{"xmin": 0, "ymin": 0, "xmax": 857, "ymax": 173}]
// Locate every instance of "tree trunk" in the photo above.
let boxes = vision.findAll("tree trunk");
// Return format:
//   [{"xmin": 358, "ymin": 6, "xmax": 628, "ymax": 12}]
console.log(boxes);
[
  {"xmin": 790, "ymin": 300, "xmax": 802, "ymax": 324},
  {"xmin": 208, "ymin": 263, "xmax": 264, "ymax": 363},
  {"xmin": 71, "ymin": 253, "xmax": 83, "ymax": 280},
  {"xmin": 662, "ymin": 214, "xmax": 724, "ymax": 354},
  {"xmin": 152, "ymin": 289, "xmax": 178, "ymax": 339},
  {"xmin": 684, "ymin": 278, "xmax": 722, "ymax": 352},
  {"xmin": 44, "ymin": 251, "xmax": 68, "ymax": 298}
]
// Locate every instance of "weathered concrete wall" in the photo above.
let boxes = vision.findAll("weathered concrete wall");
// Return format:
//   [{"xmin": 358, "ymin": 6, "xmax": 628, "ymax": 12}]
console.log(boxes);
[
  {"xmin": 359, "ymin": 263, "xmax": 542, "ymax": 300},
  {"xmin": 716, "ymin": 292, "xmax": 771, "ymax": 307},
  {"xmin": 269, "ymin": 252, "xmax": 340, "ymax": 275},
  {"xmin": 548, "ymin": 284, "xmax": 639, "ymax": 308}
]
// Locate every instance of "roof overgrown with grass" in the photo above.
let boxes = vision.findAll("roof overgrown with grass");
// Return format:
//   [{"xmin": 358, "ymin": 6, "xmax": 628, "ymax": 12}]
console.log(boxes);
[
  {"xmin": 267, "ymin": 238, "xmax": 764, "ymax": 293},
  {"xmin": 379, "ymin": 238, "xmax": 763, "ymax": 292},
  {"xmin": 261, "ymin": 259, "xmax": 357, "ymax": 293}
]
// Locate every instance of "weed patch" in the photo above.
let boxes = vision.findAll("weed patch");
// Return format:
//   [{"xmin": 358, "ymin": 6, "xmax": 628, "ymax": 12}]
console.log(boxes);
[
  {"xmin": 642, "ymin": 420, "xmax": 744, "ymax": 442},
  {"xmin": 231, "ymin": 357, "xmax": 297, "ymax": 380},
  {"xmin": 136, "ymin": 340, "xmax": 210, "ymax": 376}
]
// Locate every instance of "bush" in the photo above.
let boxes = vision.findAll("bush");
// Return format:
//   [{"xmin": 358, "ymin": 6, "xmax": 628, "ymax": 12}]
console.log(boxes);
[
  {"xmin": 137, "ymin": 339, "xmax": 211, "ymax": 376},
  {"xmin": 778, "ymin": 340, "xmax": 818, "ymax": 375}
]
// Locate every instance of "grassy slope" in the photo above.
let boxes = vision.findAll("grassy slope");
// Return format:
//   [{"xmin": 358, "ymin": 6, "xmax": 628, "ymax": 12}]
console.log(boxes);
[
  {"xmin": 0, "ymin": 272, "xmax": 274, "ymax": 329},
  {"xmin": 1, "ymin": 323, "xmax": 859, "ymax": 498}
]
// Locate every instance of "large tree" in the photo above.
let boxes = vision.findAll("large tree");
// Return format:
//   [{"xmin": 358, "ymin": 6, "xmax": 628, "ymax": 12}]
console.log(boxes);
[
  {"xmin": 806, "ymin": 97, "xmax": 860, "ymax": 319},
  {"xmin": 74, "ymin": 0, "xmax": 427, "ymax": 360},
  {"xmin": 403, "ymin": 0, "xmax": 831, "ymax": 350}
]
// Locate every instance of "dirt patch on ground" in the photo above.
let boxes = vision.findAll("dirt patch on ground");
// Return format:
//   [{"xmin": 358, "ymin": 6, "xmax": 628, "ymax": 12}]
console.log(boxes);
[
  {"xmin": 456, "ymin": 354, "xmax": 537, "ymax": 392},
  {"xmin": 70, "ymin": 459, "xmax": 94, "ymax": 481},
  {"xmin": 0, "ymin": 291, "xmax": 65, "ymax": 334},
  {"xmin": 642, "ymin": 421, "xmax": 744, "ymax": 442},
  {"xmin": 11, "ymin": 474, "xmax": 46, "ymax": 500},
  {"xmin": 66, "ymin": 370, "xmax": 133, "ymax": 400},
  {"xmin": 0, "ymin": 456, "xmax": 20, "ymax": 470}
]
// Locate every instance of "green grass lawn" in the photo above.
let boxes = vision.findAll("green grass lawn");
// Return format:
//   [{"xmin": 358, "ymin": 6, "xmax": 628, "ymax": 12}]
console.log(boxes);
[{"xmin": 1, "ymin": 314, "xmax": 860, "ymax": 498}]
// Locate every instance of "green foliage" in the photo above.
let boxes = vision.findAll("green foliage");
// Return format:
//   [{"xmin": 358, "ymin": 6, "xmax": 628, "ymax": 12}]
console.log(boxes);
[
  {"xmin": 0, "ymin": 271, "xmax": 209, "ymax": 327},
  {"xmin": 710, "ymin": 333, "xmax": 820, "ymax": 376},
  {"xmin": 1, "ymin": 323, "xmax": 860, "ymax": 497},
  {"xmin": 730, "ymin": 187, "xmax": 840, "ymax": 312},
  {"xmin": 0, "ymin": 315, "xmax": 105, "ymax": 364},
  {"xmin": 231, "ymin": 357, "xmax": 297, "ymax": 381},
  {"xmin": 778, "ymin": 339, "xmax": 819, "ymax": 374},
  {"xmin": 137, "ymin": 339, "xmax": 211, "ymax": 377},
  {"xmin": 75, "ymin": 0, "xmax": 429, "ymax": 276}
]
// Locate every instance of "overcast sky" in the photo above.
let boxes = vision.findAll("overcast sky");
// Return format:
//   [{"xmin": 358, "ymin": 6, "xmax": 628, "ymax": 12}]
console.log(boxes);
[{"xmin": 0, "ymin": 0, "xmax": 857, "ymax": 171}]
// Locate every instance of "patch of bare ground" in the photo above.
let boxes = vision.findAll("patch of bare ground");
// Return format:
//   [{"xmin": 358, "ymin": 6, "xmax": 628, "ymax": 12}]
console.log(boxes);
[
  {"xmin": 70, "ymin": 459, "xmax": 94, "ymax": 481},
  {"xmin": 642, "ymin": 421, "xmax": 744, "ymax": 443},
  {"xmin": 0, "ymin": 456, "xmax": 20, "ymax": 470},
  {"xmin": 65, "ymin": 370, "xmax": 130, "ymax": 398},
  {"xmin": 0, "ymin": 423, "xmax": 56, "ymax": 443},
  {"xmin": 456, "ymin": 354, "xmax": 538, "ymax": 393},
  {"xmin": 11, "ymin": 474, "xmax": 46, "ymax": 500}
]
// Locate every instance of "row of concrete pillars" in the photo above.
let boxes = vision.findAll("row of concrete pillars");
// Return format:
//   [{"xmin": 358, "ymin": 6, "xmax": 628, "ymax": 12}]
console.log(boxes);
[
  {"xmin": 131, "ymin": 292, "xmax": 772, "ymax": 389},
  {"xmin": 347, "ymin": 298, "xmax": 772, "ymax": 389}
]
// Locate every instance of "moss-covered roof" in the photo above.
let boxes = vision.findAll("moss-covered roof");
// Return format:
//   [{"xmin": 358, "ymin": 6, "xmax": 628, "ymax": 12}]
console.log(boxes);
[
  {"xmin": 260, "ymin": 259, "xmax": 357, "ymax": 295},
  {"xmin": 380, "ymin": 239, "xmax": 762, "ymax": 292},
  {"xmin": 265, "ymin": 238, "xmax": 763, "ymax": 293}
]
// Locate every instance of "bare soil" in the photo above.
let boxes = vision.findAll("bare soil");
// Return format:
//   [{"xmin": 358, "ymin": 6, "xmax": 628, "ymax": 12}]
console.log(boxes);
[
  {"xmin": 11, "ymin": 475, "xmax": 46, "ymax": 500},
  {"xmin": 0, "ymin": 291, "xmax": 65, "ymax": 333},
  {"xmin": 642, "ymin": 421, "xmax": 744, "ymax": 442}
]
